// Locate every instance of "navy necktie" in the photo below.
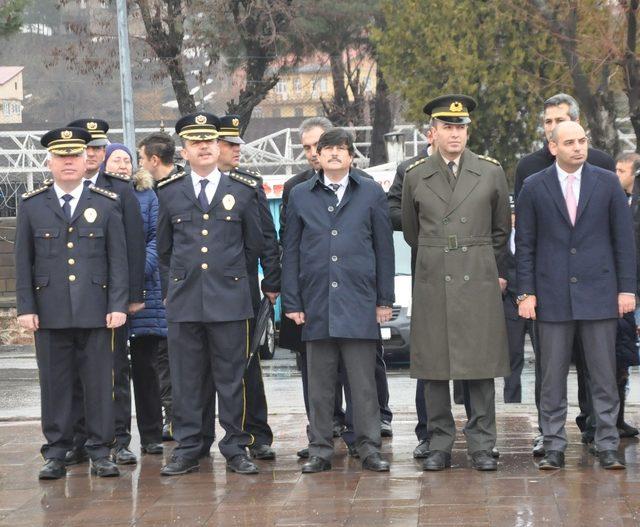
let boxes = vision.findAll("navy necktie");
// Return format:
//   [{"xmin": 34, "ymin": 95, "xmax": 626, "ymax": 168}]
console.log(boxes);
[
  {"xmin": 198, "ymin": 179, "xmax": 209, "ymax": 210},
  {"xmin": 83, "ymin": 179, "xmax": 92, "ymax": 188},
  {"xmin": 61, "ymin": 194, "xmax": 73, "ymax": 220}
]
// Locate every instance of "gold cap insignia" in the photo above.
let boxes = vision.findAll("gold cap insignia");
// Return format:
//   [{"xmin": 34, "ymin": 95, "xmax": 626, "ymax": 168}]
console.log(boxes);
[
  {"xmin": 195, "ymin": 115, "xmax": 207, "ymax": 125},
  {"xmin": 232, "ymin": 118, "xmax": 240, "ymax": 127},
  {"xmin": 87, "ymin": 121, "xmax": 98, "ymax": 130},
  {"xmin": 222, "ymin": 194, "xmax": 236, "ymax": 211},
  {"xmin": 61, "ymin": 130, "xmax": 73, "ymax": 139},
  {"xmin": 450, "ymin": 102, "xmax": 463, "ymax": 113},
  {"xmin": 83, "ymin": 207, "xmax": 97, "ymax": 223}
]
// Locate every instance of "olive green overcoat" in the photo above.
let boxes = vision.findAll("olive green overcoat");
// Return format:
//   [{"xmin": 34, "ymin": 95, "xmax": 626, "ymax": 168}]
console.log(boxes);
[{"xmin": 401, "ymin": 149, "xmax": 511, "ymax": 380}]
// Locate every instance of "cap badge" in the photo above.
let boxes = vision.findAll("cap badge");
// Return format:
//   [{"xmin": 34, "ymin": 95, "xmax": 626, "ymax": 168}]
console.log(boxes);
[
  {"xmin": 450, "ymin": 102, "xmax": 463, "ymax": 113},
  {"xmin": 87, "ymin": 121, "xmax": 98, "ymax": 130},
  {"xmin": 83, "ymin": 207, "xmax": 97, "ymax": 223},
  {"xmin": 195, "ymin": 114, "xmax": 207, "ymax": 125},
  {"xmin": 232, "ymin": 118, "xmax": 240, "ymax": 127},
  {"xmin": 61, "ymin": 130, "xmax": 73, "ymax": 139},
  {"xmin": 223, "ymin": 194, "xmax": 235, "ymax": 211}
]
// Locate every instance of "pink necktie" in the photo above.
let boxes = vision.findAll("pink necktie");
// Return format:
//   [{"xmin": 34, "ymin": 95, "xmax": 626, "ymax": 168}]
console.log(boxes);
[{"xmin": 565, "ymin": 173, "xmax": 577, "ymax": 225}]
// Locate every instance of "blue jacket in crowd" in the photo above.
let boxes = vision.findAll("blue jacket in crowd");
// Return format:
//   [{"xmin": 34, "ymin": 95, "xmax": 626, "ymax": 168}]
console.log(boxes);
[{"xmin": 130, "ymin": 170, "xmax": 167, "ymax": 338}]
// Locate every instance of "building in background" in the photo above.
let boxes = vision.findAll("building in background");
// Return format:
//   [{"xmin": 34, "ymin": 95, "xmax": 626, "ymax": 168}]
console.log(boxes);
[{"xmin": 0, "ymin": 68, "xmax": 24, "ymax": 124}]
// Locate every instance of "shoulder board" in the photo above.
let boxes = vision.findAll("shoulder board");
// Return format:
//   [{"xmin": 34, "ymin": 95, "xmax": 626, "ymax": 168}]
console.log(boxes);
[
  {"xmin": 103, "ymin": 171, "xmax": 132, "ymax": 182},
  {"xmin": 235, "ymin": 167, "xmax": 262, "ymax": 181},
  {"xmin": 43, "ymin": 178, "xmax": 54, "ymax": 186},
  {"xmin": 21, "ymin": 185, "xmax": 49, "ymax": 200},
  {"xmin": 157, "ymin": 171, "xmax": 186, "ymax": 188},
  {"xmin": 406, "ymin": 157, "xmax": 427, "ymax": 173},
  {"xmin": 229, "ymin": 171, "xmax": 258, "ymax": 188},
  {"xmin": 90, "ymin": 186, "xmax": 118, "ymax": 200},
  {"xmin": 478, "ymin": 155, "xmax": 501, "ymax": 166}
]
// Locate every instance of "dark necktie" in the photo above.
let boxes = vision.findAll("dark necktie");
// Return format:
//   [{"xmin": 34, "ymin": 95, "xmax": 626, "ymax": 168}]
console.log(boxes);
[
  {"xmin": 447, "ymin": 161, "xmax": 457, "ymax": 188},
  {"xmin": 328, "ymin": 183, "xmax": 341, "ymax": 204},
  {"xmin": 61, "ymin": 194, "xmax": 73, "ymax": 220},
  {"xmin": 198, "ymin": 179, "xmax": 209, "ymax": 210},
  {"xmin": 83, "ymin": 179, "xmax": 92, "ymax": 189}
]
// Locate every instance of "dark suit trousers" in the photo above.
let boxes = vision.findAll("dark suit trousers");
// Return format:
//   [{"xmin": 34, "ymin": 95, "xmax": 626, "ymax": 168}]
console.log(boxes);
[
  {"xmin": 307, "ymin": 338, "xmax": 381, "ymax": 461},
  {"xmin": 503, "ymin": 316, "xmax": 530, "ymax": 403},
  {"xmin": 537, "ymin": 319, "xmax": 619, "ymax": 452},
  {"xmin": 130, "ymin": 335, "xmax": 163, "ymax": 445},
  {"xmin": 71, "ymin": 325, "xmax": 130, "ymax": 449},
  {"xmin": 424, "ymin": 379, "xmax": 496, "ymax": 454},
  {"xmin": 36, "ymin": 328, "xmax": 114, "ymax": 461},
  {"xmin": 156, "ymin": 337, "xmax": 172, "ymax": 421},
  {"xmin": 168, "ymin": 321, "xmax": 252, "ymax": 461},
  {"xmin": 414, "ymin": 379, "xmax": 429, "ymax": 441}
]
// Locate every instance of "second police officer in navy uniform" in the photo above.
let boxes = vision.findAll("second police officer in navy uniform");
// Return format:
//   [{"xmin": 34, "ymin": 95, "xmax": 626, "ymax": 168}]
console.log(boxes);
[
  {"xmin": 157, "ymin": 112, "xmax": 264, "ymax": 475},
  {"xmin": 64, "ymin": 118, "xmax": 146, "ymax": 466}
]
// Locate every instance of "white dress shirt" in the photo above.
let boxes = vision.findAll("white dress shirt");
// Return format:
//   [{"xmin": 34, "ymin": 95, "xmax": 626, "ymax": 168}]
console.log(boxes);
[
  {"xmin": 324, "ymin": 172, "xmax": 350, "ymax": 205},
  {"xmin": 191, "ymin": 168, "xmax": 221, "ymax": 205},
  {"xmin": 556, "ymin": 162, "xmax": 582, "ymax": 203},
  {"xmin": 53, "ymin": 182, "xmax": 84, "ymax": 217}
]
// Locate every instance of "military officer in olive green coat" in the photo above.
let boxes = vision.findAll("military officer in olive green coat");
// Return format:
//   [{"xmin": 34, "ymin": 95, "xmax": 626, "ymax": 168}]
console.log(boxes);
[{"xmin": 401, "ymin": 95, "xmax": 510, "ymax": 472}]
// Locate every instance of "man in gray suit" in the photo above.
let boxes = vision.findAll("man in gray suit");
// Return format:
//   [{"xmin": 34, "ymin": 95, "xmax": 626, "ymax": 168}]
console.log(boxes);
[
  {"xmin": 15, "ymin": 127, "xmax": 129, "ymax": 479},
  {"xmin": 517, "ymin": 121, "xmax": 637, "ymax": 470}
]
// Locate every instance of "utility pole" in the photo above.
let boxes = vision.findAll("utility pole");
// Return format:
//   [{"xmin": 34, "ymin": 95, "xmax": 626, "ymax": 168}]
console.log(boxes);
[{"xmin": 116, "ymin": 0, "xmax": 136, "ymax": 164}]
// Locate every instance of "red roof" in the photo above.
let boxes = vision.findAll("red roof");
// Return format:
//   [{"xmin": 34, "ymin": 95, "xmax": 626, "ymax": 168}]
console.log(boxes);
[{"xmin": 0, "ymin": 67, "xmax": 23, "ymax": 85}]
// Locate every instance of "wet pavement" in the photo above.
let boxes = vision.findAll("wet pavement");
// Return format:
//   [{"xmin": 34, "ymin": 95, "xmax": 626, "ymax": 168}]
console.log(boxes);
[{"xmin": 1, "ymin": 343, "xmax": 640, "ymax": 525}]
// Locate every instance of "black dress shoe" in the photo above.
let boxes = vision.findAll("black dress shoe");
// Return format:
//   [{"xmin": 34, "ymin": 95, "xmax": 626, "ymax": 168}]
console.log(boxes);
[
  {"xmin": 362, "ymin": 453, "xmax": 390, "ymax": 472},
  {"xmin": 227, "ymin": 454, "xmax": 259, "ymax": 474},
  {"xmin": 538, "ymin": 450, "xmax": 565, "ymax": 470},
  {"xmin": 532, "ymin": 435, "xmax": 545, "ymax": 457},
  {"xmin": 413, "ymin": 439, "xmax": 431, "ymax": 459},
  {"xmin": 91, "ymin": 457, "xmax": 120, "ymax": 477},
  {"xmin": 162, "ymin": 423, "xmax": 173, "ymax": 441},
  {"xmin": 302, "ymin": 456, "xmax": 332, "ymax": 473},
  {"xmin": 39, "ymin": 459, "xmax": 66, "ymax": 480},
  {"xmin": 380, "ymin": 420, "xmax": 393, "ymax": 438},
  {"xmin": 346, "ymin": 443, "xmax": 360, "ymax": 458},
  {"xmin": 141, "ymin": 443, "xmax": 163, "ymax": 455},
  {"xmin": 161, "ymin": 456, "xmax": 199, "ymax": 476},
  {"xmin": 618, "ymin": 422, "xmax": 639, "ymax": 438},
  {"xmin": 422, "ymin": 451, "xmax": 451, "ymax": 471},
  {"xmin": 598, "ymin": 450, "xmax": 626, "ymax": 470},
  {"xmin": 112, "ymin": 446, "xmax": 137, "ymax": 465},
  {"xmin": 491, "ymin": 447, "xmax": 500, "ymax": 459},
  {"xmin": 249, "ymin": 444, "xmax": 276, "ymax": 460},
  {"xmin": 471, "ymin": 450, "xmax": 497, "ymax": 471},
  {"xmin": 64, "ymin": 447, "xmax": 89, "ymax": 466},
  {"xmin": 297, "ymin": 447, "xmax": 309, "ymax": 459}
]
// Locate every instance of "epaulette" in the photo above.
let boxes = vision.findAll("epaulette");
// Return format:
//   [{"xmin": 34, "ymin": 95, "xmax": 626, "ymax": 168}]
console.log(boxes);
[
  {"xmin": 21, "ymin": 186, "xmax": 49, "ymax": 200},
  {"xmin": 229, "ymin": 171, "xmax": 258, "ymax": 188},
  {"xmin": 235, "ymin": 167, "xmax": 262, "ymax": 182},
  {"xmin": 103, "ymin": 171, "xmax": 132, "ymax": 182},
  {"xmin": 90, "ymin": 186, "xmax": 118, "ymax": 200},
  {"xmin": 478, "ymin": 155, "xmax": 501, "ymax": 166},
  {"xmin": 43, "ymin": 178, "xmax": 54, "ymax": 186},
  {"xmin": 157, "ymin": 171, "xmax": 186, "ymax": 188},
  {"xmin": 406, "ymin": 157, "xmax": 427, "ymax": 172}
]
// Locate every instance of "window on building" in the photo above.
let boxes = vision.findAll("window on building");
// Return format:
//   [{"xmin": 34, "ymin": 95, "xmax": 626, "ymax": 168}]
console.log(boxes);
[
  {"xmin": 2, "ymin": 102, "xmax": 9, "ymax": 116},
  {"xmin": 272, "ymin": 108, "xmax": 281, "ymax": 118},
  {"xmin": 319, "ymin": 78, "xmax": 328, "ymax": 93},
  {"xmin": 14, "ymin": 82, "xmax": 17, "ymax": 91},
  {"xmin": 253, "ymin": 107, "xmax": 264, "ymax": 118},
  {"xmin": 275, "ymin": 81, "xmax": 286, "ymax": 94},
  {"xmin": 294, "ymin": 106, "xmax": 304, "ymax": 117},
  {"xmin": 293, "ymin": 78, "xmax": 302, "ymax": 93}
]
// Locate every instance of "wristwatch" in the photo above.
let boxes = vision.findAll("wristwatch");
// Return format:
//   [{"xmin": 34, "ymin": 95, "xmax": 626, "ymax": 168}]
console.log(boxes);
[{"xmin": 516, "ymin": 294, "xmax": 530, "ymax": 305}]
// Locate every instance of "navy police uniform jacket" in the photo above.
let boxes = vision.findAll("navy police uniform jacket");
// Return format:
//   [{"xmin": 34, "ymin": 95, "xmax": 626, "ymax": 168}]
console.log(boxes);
[
  {"xmin": 15, "ymin": 185, "xmax": 129, "ymax": 328},
  {"xmin": 96, "ymin": 171, "xmax": 146, "ymax": 304},
  {"xmin": 516, "ymin": 163, "xmax": 637, "ymax": 321},
  {"xmin": 157, "ymin": 169, "xmax": 264, "ymax": 323},
  {"xmin": 281, "ymin": 169, "xmax": 395, "ymax": 341}
]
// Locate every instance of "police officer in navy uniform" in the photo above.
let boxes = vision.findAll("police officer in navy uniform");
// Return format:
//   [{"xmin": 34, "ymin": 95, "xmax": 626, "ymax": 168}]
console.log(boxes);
[
  {"xmin": 198, "ymin": 115, "xmax": 280, "ymax": 460},
  {"xmin": 64, "ymin": 118, "xmax": 146, "ymax": 466},
  {"xmin": 15, "ymin": 127, "xmax": 129, "ymax": 479},
  {"xmin": 157, "ymin": 112, "xmax": 264, "ymax": 476}
]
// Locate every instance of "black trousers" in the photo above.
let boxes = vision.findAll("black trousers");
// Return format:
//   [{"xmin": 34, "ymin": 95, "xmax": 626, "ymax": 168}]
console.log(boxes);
[
  {"xmin": 156, "ymin": 337, "xmax": 172, "ymax": 422},
  {"xmin": 71, "ymin": 324, "xmax": 131, "ymax": 450},
  {"xmin": 169, "ymin": 320, "xmax": 252, "ymax": 461},
  {"xmin": 200, "ymin": 316, "xmax": 273, "ymax": 452},
  {"xmin": 36, "ymin": 328, "xmax": 114, "ymax": 461},
  {"xmin": 503, "ymin": 316, "xmax": 535, "ymax": 403},
  {"xmin": 415, "ymin": 379, "xmax": 429, "ymax": 441},
  {"xmin": 130, "ymin": 335, "xmax": 163, "ymax": 445}
]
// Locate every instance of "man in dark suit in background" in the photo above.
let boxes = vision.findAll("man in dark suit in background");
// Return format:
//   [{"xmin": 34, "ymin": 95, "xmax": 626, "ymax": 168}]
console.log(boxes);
[
  {"xmin": 282, "ymin": 128, "xmax": 395, "ymax": 473},
  {"xmin": 517, "ymin": 121, "xmax": 636, "ymax": 470},
  {"xmin": 513, "ymin": 94, "xmax": 616, "ymax": 455}
]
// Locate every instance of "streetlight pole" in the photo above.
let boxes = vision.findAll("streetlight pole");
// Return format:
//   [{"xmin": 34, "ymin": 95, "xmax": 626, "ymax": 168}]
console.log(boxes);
[{"xmin": 116, "ymin": 0, "xmax": 136, "ymax": 164}]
